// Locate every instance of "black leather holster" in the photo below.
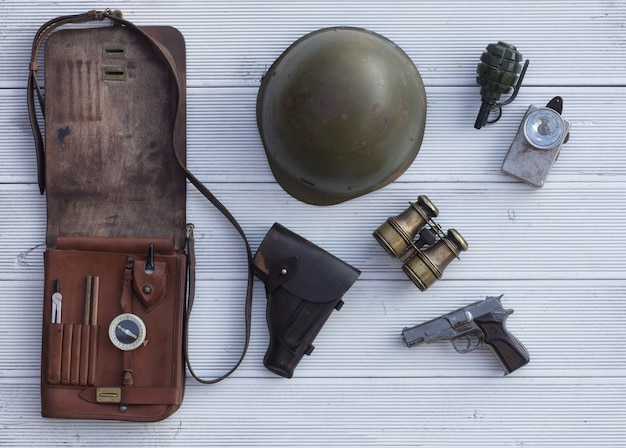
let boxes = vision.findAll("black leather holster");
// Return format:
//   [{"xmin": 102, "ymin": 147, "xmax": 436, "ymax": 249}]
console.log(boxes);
[{"xmin": 252, "ymin": 223, "xmax": 361, "ymax": 378}]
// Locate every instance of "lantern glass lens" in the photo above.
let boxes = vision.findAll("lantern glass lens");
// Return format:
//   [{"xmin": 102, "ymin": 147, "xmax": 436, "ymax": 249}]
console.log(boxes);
[{"xmin": 523, "ymin": 108, "xmax": 565, "ymax": 150}]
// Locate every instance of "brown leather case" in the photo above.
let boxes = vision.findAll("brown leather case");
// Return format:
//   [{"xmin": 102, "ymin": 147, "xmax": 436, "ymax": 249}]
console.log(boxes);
[{"xmin": 39, "ymin": 22, "xmax": 188, "ymax": 421}]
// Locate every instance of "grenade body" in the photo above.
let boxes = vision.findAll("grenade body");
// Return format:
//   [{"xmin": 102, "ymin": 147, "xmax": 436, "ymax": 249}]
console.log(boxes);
[{"xmin": 474, "ymin": 41, "xmax": 525, "ymax": 129}]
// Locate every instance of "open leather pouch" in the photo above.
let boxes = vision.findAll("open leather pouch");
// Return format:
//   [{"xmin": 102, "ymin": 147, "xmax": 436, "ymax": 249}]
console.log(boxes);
[
  {"xmin": 29, "ymin": 10, "xmax": 253, "ymax": 421},
  {"xmin": 42, "ymin": 238, "xmax": 186, "ymax": 421}
]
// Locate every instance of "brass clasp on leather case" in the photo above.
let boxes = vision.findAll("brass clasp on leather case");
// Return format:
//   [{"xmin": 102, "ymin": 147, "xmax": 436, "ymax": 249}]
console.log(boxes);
[
  {"xmin": 96, "ymin": 387, "xmax": 121, "ymax": 403},
  {"xmin": 102, "ymin": 66, "xmax": 127, "ymax": 81},
  {"xmin": 103, "ymin": 44, "xmax": 127, "ymax": 59}
]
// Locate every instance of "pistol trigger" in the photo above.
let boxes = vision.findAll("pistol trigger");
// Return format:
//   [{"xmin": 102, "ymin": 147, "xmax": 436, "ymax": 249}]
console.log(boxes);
[
  {"xmin": 452, "ymin": 332, "xmax": 482, "ymax": 354},
  {"xmin": 451, "ymin": 336, "xmax": 470, "ymax": 353}
]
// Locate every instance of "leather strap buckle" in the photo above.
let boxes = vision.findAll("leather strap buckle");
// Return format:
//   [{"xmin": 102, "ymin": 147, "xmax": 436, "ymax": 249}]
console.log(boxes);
[{"xmin": 96, "ymin": 387, "xmax": 121, "ymax": 403}]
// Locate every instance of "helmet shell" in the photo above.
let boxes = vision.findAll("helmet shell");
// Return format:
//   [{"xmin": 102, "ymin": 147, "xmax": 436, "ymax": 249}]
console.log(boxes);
[{"xmin": 257, "ymin": 27, "xmax": 427, "ymax": 205}]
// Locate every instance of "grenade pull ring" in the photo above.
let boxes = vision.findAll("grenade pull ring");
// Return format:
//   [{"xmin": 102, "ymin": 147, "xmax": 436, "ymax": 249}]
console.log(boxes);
[{"xmin": 474, "ymin": 41, "xmax": 530, "ymax": 129}]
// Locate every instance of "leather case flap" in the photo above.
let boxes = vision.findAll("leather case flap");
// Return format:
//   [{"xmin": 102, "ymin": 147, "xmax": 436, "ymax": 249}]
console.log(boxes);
[
  {"xmin": 44, "ymin": 25, "xmax": 187, "ymax": 250},
  {"xmin": 252, "ymin": 223, "xmax": 361, "ymax": 303}
]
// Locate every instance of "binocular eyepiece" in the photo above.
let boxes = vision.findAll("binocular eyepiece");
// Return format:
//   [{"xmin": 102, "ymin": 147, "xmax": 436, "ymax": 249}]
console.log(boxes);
[{"xmin": 373, "ymin": 195, "xmax": 468, "ymax": 291}]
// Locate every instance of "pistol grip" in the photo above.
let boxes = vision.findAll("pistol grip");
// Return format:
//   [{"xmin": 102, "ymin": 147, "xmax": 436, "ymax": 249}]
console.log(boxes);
[{"xmin": 475, "ymin": 313, "xmax": 530, "ymax": 374}]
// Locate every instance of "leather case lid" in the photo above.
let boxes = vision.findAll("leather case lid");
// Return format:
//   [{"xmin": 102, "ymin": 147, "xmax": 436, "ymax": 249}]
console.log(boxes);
[{"xmin": 44, "ymin": 25, "xmax": 187, "ymax": 249}]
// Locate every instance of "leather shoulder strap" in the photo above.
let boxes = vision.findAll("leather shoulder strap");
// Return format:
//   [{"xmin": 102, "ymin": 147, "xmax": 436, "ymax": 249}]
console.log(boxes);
[{"xmin": 28, "ymin": 9, "xmax": 253, "ymax": 384}]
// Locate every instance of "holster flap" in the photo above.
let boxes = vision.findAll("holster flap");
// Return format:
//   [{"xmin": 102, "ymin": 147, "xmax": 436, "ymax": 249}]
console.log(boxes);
[{"xmin": 253, "ymin": 223, "xmax": 361, "ymax": 303}]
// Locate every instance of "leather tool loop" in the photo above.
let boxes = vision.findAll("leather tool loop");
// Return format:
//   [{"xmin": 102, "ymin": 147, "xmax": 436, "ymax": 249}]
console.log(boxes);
[
  {"xmin": 120, "ymin": 261, "xmax": 134, "ymax": 313},
  {"xmin": 120, "ymin": 261, "xmax": 135, "ymax": 386},
  {"xmin": 133, "ymin": 258, "xmax": 168, "ymax": 312}
]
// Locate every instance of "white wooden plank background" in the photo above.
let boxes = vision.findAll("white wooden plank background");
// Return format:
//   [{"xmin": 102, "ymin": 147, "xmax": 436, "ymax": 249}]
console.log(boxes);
[{"xmin": 1, "ymin": 1, "xmax": 625, "ymax": 446}]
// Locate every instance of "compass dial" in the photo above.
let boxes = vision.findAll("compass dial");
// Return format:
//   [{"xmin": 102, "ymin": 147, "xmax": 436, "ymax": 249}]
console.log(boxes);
[{"xmin": 108, "ymin": 313, "xmax": 147, "ymax": 351}]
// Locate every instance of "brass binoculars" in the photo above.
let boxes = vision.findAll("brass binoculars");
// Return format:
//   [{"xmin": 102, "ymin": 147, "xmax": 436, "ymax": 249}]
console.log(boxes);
[{"xmin": 373, "ymin": 195, "xmax": 468, "ymax": 291}]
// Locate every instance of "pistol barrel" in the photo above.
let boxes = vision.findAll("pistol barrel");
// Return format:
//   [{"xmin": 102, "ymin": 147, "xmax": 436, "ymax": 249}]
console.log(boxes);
[{"xmin": 402, "ymin": 317, "xmax": 454, "ymax": 347}]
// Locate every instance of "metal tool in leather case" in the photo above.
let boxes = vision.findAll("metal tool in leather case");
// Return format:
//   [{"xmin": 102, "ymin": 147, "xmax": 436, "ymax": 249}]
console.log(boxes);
[{"xmin": 252, "ymin": 223, "xmax": 361, "ymax": 378}]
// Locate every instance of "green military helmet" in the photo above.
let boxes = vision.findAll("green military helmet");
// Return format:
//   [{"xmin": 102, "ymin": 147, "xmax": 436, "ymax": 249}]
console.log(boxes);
[{"xmin": 257, "ymin": 27, "xmax": 427, "ymax": 205}]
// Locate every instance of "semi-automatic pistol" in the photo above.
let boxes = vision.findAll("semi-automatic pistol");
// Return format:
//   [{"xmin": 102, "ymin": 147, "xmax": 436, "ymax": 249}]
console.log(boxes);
[{"xmin": 401, "ymin": 295, "xmax": 530, "ymax": 374}]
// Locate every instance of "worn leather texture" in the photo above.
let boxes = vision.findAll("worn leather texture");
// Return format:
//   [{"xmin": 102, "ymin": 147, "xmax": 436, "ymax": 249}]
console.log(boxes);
[
  {"xmin": 40, "ymin": 23, "xmax": 188, "ymax": 421},
  {"xmin": 42, "ymin": 241, "xmax": 186, "ymax": 421},
  {"xmin": 44, "ymin": 25, "xmax": 187, "ymax": 250},
  {"xmin": 252, "ymin": 223, "xmax": 361, "ymax": 377}
]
